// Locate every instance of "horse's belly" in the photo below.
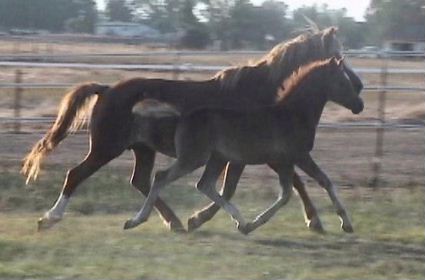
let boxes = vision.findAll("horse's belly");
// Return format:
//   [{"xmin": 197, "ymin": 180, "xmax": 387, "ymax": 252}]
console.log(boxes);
[
  {"xmin": 214, "ymin": 134, "xmax": 288, "ymax": 164},
  {"xmin": 131, "ymin": 113, "xmax": 178, "ymax": 157}
]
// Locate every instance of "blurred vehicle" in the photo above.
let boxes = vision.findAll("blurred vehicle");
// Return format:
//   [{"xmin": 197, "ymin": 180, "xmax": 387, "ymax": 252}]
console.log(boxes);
[{"xmin": 358, "ymin": 46, "xmax": 381, "ymax": 58}]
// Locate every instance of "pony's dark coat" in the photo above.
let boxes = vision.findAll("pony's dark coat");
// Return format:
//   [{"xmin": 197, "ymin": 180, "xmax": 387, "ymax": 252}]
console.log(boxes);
[{"xmin": 123, "ymin": 57, "xmax": 363, "ymax": 233}]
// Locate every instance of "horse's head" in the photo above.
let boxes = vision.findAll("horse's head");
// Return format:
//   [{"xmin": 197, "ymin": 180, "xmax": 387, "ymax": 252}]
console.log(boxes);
[
  {"xmin": 325, "ymin": 57, "xmax": 364, "ymax": 114},
  {"xmin": 321, "ymin": 27, "xmax": 364, "ymax": 95}
]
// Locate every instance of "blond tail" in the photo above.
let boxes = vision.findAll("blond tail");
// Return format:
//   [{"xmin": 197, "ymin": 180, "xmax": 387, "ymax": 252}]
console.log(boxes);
[{"xmin": 21, "ymin": 82, "xmax": 109, "ymax": 184}]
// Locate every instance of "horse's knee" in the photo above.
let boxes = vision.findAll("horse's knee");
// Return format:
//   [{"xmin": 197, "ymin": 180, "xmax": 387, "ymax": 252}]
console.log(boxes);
[
  {"xmin": 279, "ymin": 186, "xmax": 293, "ymax": 204},
  {"xmin": 154, "ymin": 170, "xmax": 168, "ymax": 182},
  {"xmin": 131, "ymin": 174, "xmax": 150, "ymax": 190}
]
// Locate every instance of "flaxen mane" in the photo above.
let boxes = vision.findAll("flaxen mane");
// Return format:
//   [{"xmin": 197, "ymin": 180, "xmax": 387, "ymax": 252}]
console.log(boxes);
[
  {"xmin": 275, "ymin": 58, "xmax": 335, "ymax": 106},
  {"xmin": 214, "ymin": 27, "xmax": 341, "ymax": 93}
]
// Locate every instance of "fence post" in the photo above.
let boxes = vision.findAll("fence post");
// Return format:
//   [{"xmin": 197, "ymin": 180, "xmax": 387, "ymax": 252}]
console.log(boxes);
[
  {"xmin": 172, "ymin": 52, "xmax": 181, "ymax": 80},
  {"xmin": 370, "ymin": 55, "xmax": 388, "ymax": 187},
  {"xmin": 14, "ymin": 70, "xmax": 23, "ymax": 133}
]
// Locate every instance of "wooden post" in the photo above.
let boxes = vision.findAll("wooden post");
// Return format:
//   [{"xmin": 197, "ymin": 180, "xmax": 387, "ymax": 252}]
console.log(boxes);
[
  {"xmin": 14, "ymin": 70, "xmax": 23, "ymax": 133},
  {"xmin": 370, "ymin": 56, "xmax": 388, "ymax": 187},
  {"xmin": 172, "ymin": 52, "xmax": 181, "ymax": 80}
]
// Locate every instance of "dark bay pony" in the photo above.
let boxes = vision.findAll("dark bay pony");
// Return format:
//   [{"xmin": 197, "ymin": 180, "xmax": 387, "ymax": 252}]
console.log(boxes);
[
  {"xmin": 123, "ymin": 57, "xmax": 364, "ymax": 233},
  {"xmin": 22, "ymin": 27, "xmax": 363, "ymax": 232}
]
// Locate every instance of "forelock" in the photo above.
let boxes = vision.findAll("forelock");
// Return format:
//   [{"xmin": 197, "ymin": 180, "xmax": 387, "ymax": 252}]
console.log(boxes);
[{"xmin": 321, "ymin": 27, "xmax": 342, "ymax": 56}]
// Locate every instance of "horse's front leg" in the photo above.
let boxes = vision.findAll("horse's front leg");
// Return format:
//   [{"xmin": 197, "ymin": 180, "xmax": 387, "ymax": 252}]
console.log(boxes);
[
  {"xmin": 187, "ymin": 163, "xmax": 245, "ymax": 231},
  {"xmin": 267, "ymin": 163, "xmax": 324, "ymax": 233},
  {"xmin": 241, "ymin": 162, "xmax": 294, "ymax": 235},
  {"xmin": 296, "ymin": 154, "xmax": 354, "ymax": 233},
  {"xmin": 131, "ymin": 145, "xmax": 185, "ymax": 232},
  {"xmin": 291, "ymin": 172, "xmax": 324, "ymax": 233},
  {"xmin": 195, "ymin": 155, "xmax": 248, "ymax": 233},
  {"xmin": 38, "ymin": 152, "xmax": 112, "ymax": 231}
]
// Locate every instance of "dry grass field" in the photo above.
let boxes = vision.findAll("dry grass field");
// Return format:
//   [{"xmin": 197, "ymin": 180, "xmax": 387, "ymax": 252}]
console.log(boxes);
[{"xmin": 0, "ymin": 37, "xmax": 424, "ymax": 279}]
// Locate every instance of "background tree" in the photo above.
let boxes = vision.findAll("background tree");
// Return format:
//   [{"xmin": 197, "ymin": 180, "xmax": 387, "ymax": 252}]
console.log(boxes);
[
  {"xmin": 0, "ymin": 0, "xmax": 97, "ymax": 33},
  {"xmin": 202, "ymin": 0, "xmax": 288, "ymax": 49},
  {"xmin": 256, "ymin": 1, "xmax": 290, "ymax": 47},
  {"xmin": 198, "ymin": 0, "xmax": 235, "ymax": 49},
  {"xmin": 133, "ymin": 0, "xmax": 185, "ymax": 32},
  {"xmin": 365, "ymin": 0, "xmax": 425, "ymax": 45},
  {"xmin": 4, "ymin": 0, "xmax": 423, "ymax": 50},
  {"xmin": 106, "ymin": 0, "xmax": 133, "ymax": 22},
  {"xmin": 292, "ymin": 4, "xmax": 365, "ymax": 49},
  {"xmin": 179, "ymin": 0, "xmax": 210, "ymax": 48},
  {"xmin": 133, "ymin": 0, "xmax": 209, "ymax": 48}
]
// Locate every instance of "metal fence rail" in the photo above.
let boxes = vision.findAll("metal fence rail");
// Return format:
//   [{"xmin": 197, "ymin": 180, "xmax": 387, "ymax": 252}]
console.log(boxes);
[
  {"xmin": 1, "ymin": 61, "xmax": 425, "ymax": 75},
  {"xmin": 0, "ymin": 50, "xmax": 423, "ymax": 59},
  {"xmin": 0, "ymin": 117, "xmax": 423, "ymax": 129},
  {"xmin": 1, "ymin": 83, "xmax": 425, "ymax": 93}
]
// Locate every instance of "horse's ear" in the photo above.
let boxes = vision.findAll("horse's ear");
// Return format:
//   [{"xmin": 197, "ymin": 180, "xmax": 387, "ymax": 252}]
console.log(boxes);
[
  {"xmin": 328, "ymin": 56, "xmax": 344, "ymax": 72},
  {"xmin": 329, "ymin": 26, "xmax": 338, "ymax": 34},
  {"xmin": 323, "ymin": 27, "xmax": 340, "ymax": 53},
  {"xmin": 329, "ymin": 56, "xmax": 338, "ymax": 65},
  {"xmin": 337, "ymin": 56, "xmax": 345, "ymax": 67}
]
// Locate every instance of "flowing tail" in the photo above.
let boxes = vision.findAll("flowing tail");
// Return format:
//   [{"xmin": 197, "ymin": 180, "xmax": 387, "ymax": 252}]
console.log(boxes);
[{"xmin": 22, "ymin": 82, "xmax": 110, "ymax": 184}]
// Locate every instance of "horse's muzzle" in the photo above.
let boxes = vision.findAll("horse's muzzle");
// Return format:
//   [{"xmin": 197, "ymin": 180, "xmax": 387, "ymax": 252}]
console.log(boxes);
[{"xmin": 351, "ymin": 98, "xmax": 364, "ymax": 114}]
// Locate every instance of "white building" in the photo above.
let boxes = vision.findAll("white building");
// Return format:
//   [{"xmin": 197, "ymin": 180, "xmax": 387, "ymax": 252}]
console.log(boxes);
[
  {"xmin": 383, "ymin": 40, "xmax": 425, "ymax": 52},
  {"xmin": 382, "ymin": 26, "xmax": 425, "ymax": 52},
  {"xmin": 95, "ymin": 21, "xmax": 160, "ymax": 38}
]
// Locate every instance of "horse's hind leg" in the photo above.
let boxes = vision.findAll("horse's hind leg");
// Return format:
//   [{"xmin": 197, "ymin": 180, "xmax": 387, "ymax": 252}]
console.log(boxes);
[
  {"xmin": 187, "ymin": 163, "xmax": 245, "ymax": 232},
  {"xmin": 296, "ymin": 154, "xmax": 354, "ymax": 233},
  {"xmin": 131, "ymin": 145, "xmax": 185, "ymax": 232},
  {"xmin": 292, "ymin": 172, "xmax": 324, "ymax": 233},
  {"xmin": 241, "ymin": 162, "xmax": 294, "ymax": 235},
  {"xmin": 38, "ymin": 151, "xmax": 114, "ymax": 231},
  {"xmin": 124, "ymin": 158, "xmax": 203, "ymax": 230}
]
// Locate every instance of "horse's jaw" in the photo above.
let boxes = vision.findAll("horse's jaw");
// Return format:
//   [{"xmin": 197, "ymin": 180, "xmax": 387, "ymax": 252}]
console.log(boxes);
[{"xmin": 350, "ymin": 97, "xmax": 364, "ymax": 115}]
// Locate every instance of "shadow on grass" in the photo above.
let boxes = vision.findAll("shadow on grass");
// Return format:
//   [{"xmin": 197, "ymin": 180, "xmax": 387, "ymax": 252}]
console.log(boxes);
[
  {"xmin": 254, "ymin": 237, "xmax": 425, "ymax": 262},
  {"xmin": 0, "ymin": 240, "xmax": 27, "ymax": 261}
]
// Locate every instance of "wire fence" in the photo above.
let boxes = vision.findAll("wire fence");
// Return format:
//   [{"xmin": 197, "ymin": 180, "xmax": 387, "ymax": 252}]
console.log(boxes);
[{"xmin": 1, "ymin": 50, "xmax": 424, "ymax": 186}]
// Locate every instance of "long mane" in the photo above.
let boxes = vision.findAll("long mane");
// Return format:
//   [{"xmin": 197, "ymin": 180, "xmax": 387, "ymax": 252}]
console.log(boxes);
[
  {"xmin": 214, "ymin": 27, "xmax": 341, "ymax": 94},
  {"xmin": 275, "ymin": 58, "xmax": 333, "ymax": 106}
]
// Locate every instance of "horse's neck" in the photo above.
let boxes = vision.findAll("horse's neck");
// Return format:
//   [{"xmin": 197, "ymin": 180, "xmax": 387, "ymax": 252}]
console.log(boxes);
[
  {"xmin": 285, "ymin": 75, "xmax": 327, "ymax": 127},
  {"xmin": 273, "ymin": 45, "xmax": 327, "ymax": 87}
]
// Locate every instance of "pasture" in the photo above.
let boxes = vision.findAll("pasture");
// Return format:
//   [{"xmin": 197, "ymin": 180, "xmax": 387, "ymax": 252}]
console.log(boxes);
[
  {"xmin": 0, "ymin": 169, "xmax": 424, "ymax": 279},
  {"xmin": 0, "ymin": 37, "xmax": 424, "ymax": 279},
  {"xmin": 0, "ymin": 128, "xmax": 424, "ymax": 279}
]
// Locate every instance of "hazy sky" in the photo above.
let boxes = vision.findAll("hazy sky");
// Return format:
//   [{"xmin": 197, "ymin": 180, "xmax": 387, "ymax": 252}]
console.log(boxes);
[{"xmin": 96, "ymin": 0, "xmax": 370, "ymax": 21}]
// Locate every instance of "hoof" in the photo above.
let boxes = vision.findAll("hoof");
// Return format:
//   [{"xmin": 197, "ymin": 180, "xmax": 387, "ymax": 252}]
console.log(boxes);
[
  {"xmin": 307, "ymin": 218, "xmax": 325, "ymax": 234},
  {"xmin": 123, "ymin": 219, "xmax": 140, "ymax": 230},
  {"xmin": 187, "ymin": 216, "xmax": 202, "ymax": 232},
  {"xmin": 167, "ymin": 220, "xmax": 186, "ymax": 233},
  {"xmin": 342, "ymin": 223, "xmax": 354, "ymax": 233},
  {"xmin": 237, "ymin": 223, "xmax": 252, "ymax": 235},
  {"xmin": 37, "ymin": 216, "xmax": 61, "ymax": 232}
]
